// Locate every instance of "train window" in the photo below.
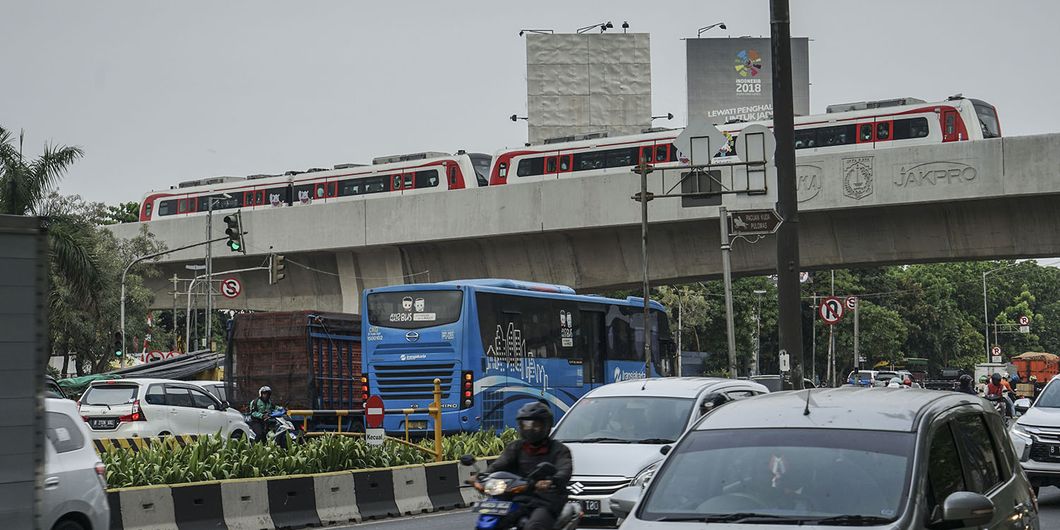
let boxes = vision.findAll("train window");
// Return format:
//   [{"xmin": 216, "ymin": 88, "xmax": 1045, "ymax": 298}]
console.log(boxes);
[
  {"xmin": 655, "ymin": 145, "xmax": 668, "ymax": 162},
  {"xmin": 605, "ymin": 148, "xmax": 637, "ymax": 168},
  {"xmin": 177, "ymin": 198, "xmax": 190, "ymax": 213},
  {"xmin": 793, "ymin": 129, "xmax": 817, "ymax": 149},
  {"xmin": 859, "ymin": 124, "xmax": 873, "ymax": 142},
  {"xmin": 339, "ymin": 179, "xmax": 361, "ymax": 196},
  {"xmin": 415, "ymin": 170, "xmax": 439, "ymax": 188},
  {"xmin": 516, "ymin": 157, "xmax": 545, "ymax": 177},
  {"xmin": 403, "ymin": 173, "xmax": 414, "ymax": 189},
  {"xmin": 573, "ymin": 151, "xmax": 605, "ymax": 171},
  {"xmin": 267, "ymin": 187, "xmax": 289, "ymax": 206},
  {"xmin": 546, "ymin": 157, "xmax": 556, "ymax": 173},
  {"xmin": 876, "ymin": 122, "xmax": 891, "ymax": 141},
  {"xmin": 293, "ymin": 184, "xmax": 313, "ymax": 203},
  {"xmin": 364, "ymin": 176, "xmax": 388, "ymax": 194},
  {"xmin": 198, "ymin": 193, "xmax": 241, "ymax": 212},
  {"xmin": 157, "ymin": 200, "xmax": 176, "ymax": 216},
  {"xmin": 817, "ymin": 124, "xmax": 856, "ymax": 147},
  {"xmin": 893, "ymin": 118, "xmax": 930, "ymax": 140},
  {"xmin": 559, "ymin": 155, "xmax": 570, "ymax": 171},
  {"xmin": 391, "ymin": 175, "xmax": 402, "ymax": 190}
]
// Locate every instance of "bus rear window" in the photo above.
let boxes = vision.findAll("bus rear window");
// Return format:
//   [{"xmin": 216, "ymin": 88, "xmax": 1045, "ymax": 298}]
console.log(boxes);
[{"xmin": 367, "ymin": 291, "xmax": 463, "ymax": 329}]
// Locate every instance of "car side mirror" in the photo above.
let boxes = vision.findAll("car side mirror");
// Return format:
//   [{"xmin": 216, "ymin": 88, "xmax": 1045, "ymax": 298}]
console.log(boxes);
[
  {"xmin": 1015, "ymin": 398, "xmax": 1031, "ymax": 414},
  {"xmin": 221, "ymin": 401, "xmax": 231, "ymax": 410},
  {"xmin": 609, "ymin": 486, "xmax": 642, "ymax": 520},
  {"xmin": 942, "ymin": 491, "xmax": 994, "ymax": 527},
  {"xmin": 659, "ymin": 445, "xmax": 671, "ymax": 456}
]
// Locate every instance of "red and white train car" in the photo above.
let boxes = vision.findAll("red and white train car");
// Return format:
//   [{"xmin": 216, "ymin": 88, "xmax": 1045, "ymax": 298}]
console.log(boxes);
[
  {"xmin": 138, "ymin": 151, "xmax": 492, "ymax": 222},
  {"xmin": 488, "ymin": 96, "xmax": 1001, "ymax": 185}
]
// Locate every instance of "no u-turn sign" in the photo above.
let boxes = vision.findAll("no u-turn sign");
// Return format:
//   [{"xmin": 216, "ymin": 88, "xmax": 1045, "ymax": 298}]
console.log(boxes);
[{"xmin": 819, "ymin": 296, "xmax": 844, "ymax": 325}]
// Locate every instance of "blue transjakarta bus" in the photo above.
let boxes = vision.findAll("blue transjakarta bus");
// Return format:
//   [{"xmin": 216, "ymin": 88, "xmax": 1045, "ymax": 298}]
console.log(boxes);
[{"xmin": 362, "ymin": 279, "xmax": 674, "ymax": 434}]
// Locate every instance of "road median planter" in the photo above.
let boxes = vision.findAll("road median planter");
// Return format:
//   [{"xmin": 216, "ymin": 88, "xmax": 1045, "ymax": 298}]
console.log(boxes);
[{"xmin": 108, "ymin": 458, "xmax": 496, "ymax": 530}]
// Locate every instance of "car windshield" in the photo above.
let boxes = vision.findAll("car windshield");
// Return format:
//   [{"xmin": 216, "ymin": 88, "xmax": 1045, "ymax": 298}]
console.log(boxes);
[
  {"xmin": 639, "ymin": 428, "xmax": 914, "ymax": 524},
  {"xmin": 81, "ymin": 385, "xmax": 138, "ymax": 406},
  {"xmin": 552, "ymin": 396, "xmax": 694, "ymax": 443},
  {"xmin": 1034, "ymin": 381, "xmax": 1060, "ymax": 408}
]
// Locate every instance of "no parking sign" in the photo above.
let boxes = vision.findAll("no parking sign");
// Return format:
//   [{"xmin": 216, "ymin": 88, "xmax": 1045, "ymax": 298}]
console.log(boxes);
[{"xmin": 221, "ymin": 277, "xmax": 242, "ymax": 299}]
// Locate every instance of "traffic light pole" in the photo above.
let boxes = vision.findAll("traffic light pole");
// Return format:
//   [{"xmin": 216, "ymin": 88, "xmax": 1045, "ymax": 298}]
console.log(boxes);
[
  {"xmin": 120, "ymin": 236, "xmax": 228, "ymax": 363},
  {"xmin": 205, "ymin": 201, "xmax": 214, "ymax": 351}
]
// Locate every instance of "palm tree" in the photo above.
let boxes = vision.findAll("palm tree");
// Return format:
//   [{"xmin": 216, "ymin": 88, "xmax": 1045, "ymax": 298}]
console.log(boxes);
[{"xmin": 0, "ymin": 126, "xmax": 100, "ymax": 303}]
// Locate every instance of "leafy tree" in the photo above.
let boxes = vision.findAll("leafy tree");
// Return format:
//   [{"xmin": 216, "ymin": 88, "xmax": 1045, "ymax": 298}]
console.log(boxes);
[{"xmin": 102, "ymin": 201, "xmax": 141, "ymax": 225}]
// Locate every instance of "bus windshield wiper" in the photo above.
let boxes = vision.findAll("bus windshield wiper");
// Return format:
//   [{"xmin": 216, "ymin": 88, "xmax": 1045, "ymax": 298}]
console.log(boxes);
[{"xmin": 811, "ymin": 514, "xmax": 893, "ymax": 526}]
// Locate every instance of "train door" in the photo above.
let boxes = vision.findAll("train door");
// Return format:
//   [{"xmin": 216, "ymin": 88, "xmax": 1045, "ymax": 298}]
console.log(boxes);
[
  {"xmin": 873, "ymin": 120, "xmax": 892, "ymax": 149},
  {"xmin": 580, "ymin": 309, "xmax": 606, "ymax": 389},
  {"xmin": 545, "ymin": 153, "xmax": 572, "ymax": 178},
  {"xmin": 855, "ymin": 122, "xmax": 875, "ymax": 152},
  {"xmin": 941, "ymin": 108, "xmax": 960, "ymax": 142}
]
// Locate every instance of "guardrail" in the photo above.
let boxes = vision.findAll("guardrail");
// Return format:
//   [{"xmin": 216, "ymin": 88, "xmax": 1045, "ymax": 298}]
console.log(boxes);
[{"xmin": 289, "ymin": 378, "xmax": 445, "ymax": 462}]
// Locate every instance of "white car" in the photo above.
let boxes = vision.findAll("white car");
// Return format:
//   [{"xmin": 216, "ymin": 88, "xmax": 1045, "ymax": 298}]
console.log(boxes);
[
  {"xmin": 42, "ymin": 398, "xmax": 110, "ymax": 530},
  {"xmin": 550, "ymin": 377, "xmax": 769, "ymax": 526},
  {"xmin": 78, "ymin": 378, "xmax": 252, "ymax": 439}
]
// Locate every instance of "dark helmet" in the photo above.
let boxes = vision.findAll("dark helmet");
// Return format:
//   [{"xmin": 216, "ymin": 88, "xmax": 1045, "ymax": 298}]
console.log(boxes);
[
  {"xmin": 958, "ymin": 374, "xmax": 973, "ymax": 386},
  {"xmin": 516, "ymin": 401, "xmax": 553, "ymax": 445},
  {"xmin": 990, "ymin": 372, "xmax": 1002, "ymax": 385}
]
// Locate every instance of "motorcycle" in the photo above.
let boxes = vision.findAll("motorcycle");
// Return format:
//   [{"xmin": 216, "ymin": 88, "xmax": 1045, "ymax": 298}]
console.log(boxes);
[
  {"xmin": 985, "ymin": 393, "xmax": 1017, "ymax": 427},
  {"xmin": 245, "ymin": 408, "xmax": 302, "ymax": 448},
  {"xmin": 461, "ymin": 455, "xmax": 582, "ymax": 530}
]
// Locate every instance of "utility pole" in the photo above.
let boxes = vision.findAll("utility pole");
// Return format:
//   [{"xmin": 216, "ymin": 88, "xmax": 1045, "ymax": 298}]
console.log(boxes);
[
  {"xmin": 205, "ymin": 201, "xmax": 214, "ymax": 350},
  {"xmin": 771, "ymin": 0, "xmax": 804, "ymax": 389},
  {"xmin": 171, "ymin": 274, "xmax": 179, "ymax": 351},
  {"xmin": 637, "ymin": 161, "xmax": 654, "ymax": 378},
  {"xmin": 719, "ymin": 207, "xmax": 738, "ymax": 377}
]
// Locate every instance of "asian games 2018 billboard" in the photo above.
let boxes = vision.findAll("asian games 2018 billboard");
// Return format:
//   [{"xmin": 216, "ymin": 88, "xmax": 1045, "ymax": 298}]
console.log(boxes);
[{"xmin": 686, "ymin": 37, "xmax": 809, "ymax": 123}]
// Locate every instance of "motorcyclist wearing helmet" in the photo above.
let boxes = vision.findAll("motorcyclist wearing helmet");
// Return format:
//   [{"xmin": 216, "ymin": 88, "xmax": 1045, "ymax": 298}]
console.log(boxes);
[
  {"xmin": 986, "ymin": 373, "xmax": 1015, "ymax": 417},
  {"xmin": 484, "ymin": 401, "xmax": 573, "ymax": 530},
  {"xmin": 249, "ymin": 386, "xmax": 279, "ymax": 442},
  {"xmin": 956, "ymin": 374, "xmax": 977, "ymax": 395}
]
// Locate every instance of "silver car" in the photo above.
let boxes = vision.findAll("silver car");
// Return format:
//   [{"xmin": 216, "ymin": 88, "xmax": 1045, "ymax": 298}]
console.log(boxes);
[
  {"xmin": 612, "ymin": 388, "xmax": 1038, "ymax": 529},
  {"xmin": 41, "ymin": 397, "xmax": 110, "ymax": 530},
  {"xmin": 550, "ymin": 377, "xmax": 768, "ymax": 526},
  {"xmin": 1010, "ymin": 374, "xmax": 1060, "ymax": 496}
]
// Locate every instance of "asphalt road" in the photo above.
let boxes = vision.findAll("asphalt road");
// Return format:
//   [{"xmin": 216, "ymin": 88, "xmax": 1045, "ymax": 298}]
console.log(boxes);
[{"xmin": 327, "ymin": 496, "xmax": 1060, "ymax": 530}]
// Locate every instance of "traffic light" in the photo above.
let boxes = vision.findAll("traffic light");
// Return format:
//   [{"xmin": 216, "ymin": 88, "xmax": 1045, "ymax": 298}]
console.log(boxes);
[
  {"xmin": 269, "ymin": 254, "xmax": 287, "ymax": 285},
  {"xmin": 223, "ymin": 211, "xmax": 246, "ymax": 254},
  {"xmin": 113, "ymin": 331, "xmax": 123, "ymax": 357}
]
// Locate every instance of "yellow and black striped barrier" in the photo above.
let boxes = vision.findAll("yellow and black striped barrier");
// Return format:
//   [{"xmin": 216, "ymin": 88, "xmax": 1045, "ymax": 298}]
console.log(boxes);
[{"xmin": 93, "ymin": 434, "xmax": 199, "ymax": 453}]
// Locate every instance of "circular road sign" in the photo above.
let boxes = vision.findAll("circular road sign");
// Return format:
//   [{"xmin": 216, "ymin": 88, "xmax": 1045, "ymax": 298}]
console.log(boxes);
[
  {"xmin": 365, "ymin": 395, "xmax": 385, "ymax": 429},
  {"xmin": 220, "ymin": 277, "xmax": 242, "ymax": 299},
  {"xmin": 1019, "ymin": 315, "xmax": 1031, "ymax": 326},
  {"xmin": 992, "ymin": 346, "xmax": 1002, "ymax": 356},
  {"xmin": 845, "ymin": 296, "xmax": 858, "ymax": 310},
  {"xmin": 819, "ymin": 296, "xmax": 845, "ymax": 325}
]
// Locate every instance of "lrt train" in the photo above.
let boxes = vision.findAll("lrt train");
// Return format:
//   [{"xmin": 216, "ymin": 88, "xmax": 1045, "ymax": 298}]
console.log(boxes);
[
  {"xmin": 137, "ymin": 151, "xmax": 491, "ymax": 222},
  {"xmin": 138, "ymin": 95, "xmax": 1000, "ymax": 221},
  {"xmin": 487, "ymin": 95, "xmax": 1001, "ymax": 185}
]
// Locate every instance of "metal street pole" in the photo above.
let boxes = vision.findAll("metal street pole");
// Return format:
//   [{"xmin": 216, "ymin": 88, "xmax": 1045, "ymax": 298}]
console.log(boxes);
[
  {"xmin": 982, "ymin": 271, "xmax": 990, "ymax": 363},
  {"xmin": 638, "ymin": 162, "xmax": 653, "ymax": 378},
  {"xmin": 771, "ymin": 0, "xmax": 804, "ymax": 389},
  {"xmin": 811, "ymin": 293, "xmax": 817, "ymax": 383},
  {"xmin": 676, "ymin": 295, "xmax": 683, "ymax": 376},
  {"xmin": 754, "ymin": 289, "xmax": 766, "ymax": 376},
  {"xmin": 719, "ymin": 207, "xmax": 738, "ymax": 378},
  {"xmin": 205, "ymin": 201, "xmax": 213, "ymax": 350},
  {"xmin": 853, "ymin": 301, "xmax": 860, "ymax": 373}
]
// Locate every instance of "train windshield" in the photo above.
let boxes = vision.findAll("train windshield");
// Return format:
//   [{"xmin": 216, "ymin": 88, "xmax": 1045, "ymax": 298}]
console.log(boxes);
[
  {"xmin": 971, "ymin": 99, "xmax": 1001, "ymax": 139},
  {"xmin": 468, "ymin": 153, "xmax": 492, "ymax": 187}
]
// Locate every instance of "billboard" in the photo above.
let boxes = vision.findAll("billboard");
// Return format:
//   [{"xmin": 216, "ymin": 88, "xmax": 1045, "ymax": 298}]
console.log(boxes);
[
  {"xmin": 526, "ymin": 33, "xmax": 652, "ymax": 144},
  {"xmin": 686, "ymin": 38, "xmax": 809, "ymax": 123}
]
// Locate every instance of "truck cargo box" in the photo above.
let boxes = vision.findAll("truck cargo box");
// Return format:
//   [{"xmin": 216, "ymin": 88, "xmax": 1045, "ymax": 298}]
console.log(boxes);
[{"xmin": 232, "ymin": 311, "xmax": 361, "ymax": 427}]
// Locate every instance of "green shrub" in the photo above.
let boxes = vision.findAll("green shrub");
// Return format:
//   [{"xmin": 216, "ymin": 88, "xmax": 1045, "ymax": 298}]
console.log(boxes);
[{"xmin": 102, "ymin": 428, "xmax": 519, "ymax": 489}]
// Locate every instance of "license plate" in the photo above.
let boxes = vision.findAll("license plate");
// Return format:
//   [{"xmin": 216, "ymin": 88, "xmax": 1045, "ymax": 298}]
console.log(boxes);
[
  {"xmin": 406, "ymin": 420, "xmax": 428, "ymax": 430},
  {"xmin": 1050, "ymin": 445, "xmax": 1060, "ymax": 456},
  {"xmin": 90, "ymin": 418, "xmax": 118, "ymax": 430},
  {"xmin": 476, "ymin": 500, "xmax": 513, "ymax": 515},
  {"xmin": 580, "ymin": 499, "xmax": 601, "ymax": 515}
]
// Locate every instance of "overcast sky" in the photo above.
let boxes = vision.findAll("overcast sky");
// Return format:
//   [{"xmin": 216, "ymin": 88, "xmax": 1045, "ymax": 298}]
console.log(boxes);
[{"xmin": 3, "ymin": 0, "xmax": 1058, "ymax": 204}]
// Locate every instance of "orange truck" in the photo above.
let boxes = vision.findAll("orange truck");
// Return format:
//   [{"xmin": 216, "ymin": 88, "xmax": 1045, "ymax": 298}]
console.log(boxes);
[{"xmin": 1011, "ymin": 352, "xmax": 1059, "ymax": 397}]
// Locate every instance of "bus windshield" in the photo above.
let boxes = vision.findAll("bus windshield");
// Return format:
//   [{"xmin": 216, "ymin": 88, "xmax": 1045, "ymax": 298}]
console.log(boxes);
[{"xmin": 367, "ymin": 290, "xmax": 463, "ymax": 329}]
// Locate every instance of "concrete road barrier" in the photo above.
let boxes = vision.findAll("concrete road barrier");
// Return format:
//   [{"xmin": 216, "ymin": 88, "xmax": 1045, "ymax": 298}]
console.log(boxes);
[{"xmin": 109, "ymin": 459, "xmax": 492, "ymax": 529}]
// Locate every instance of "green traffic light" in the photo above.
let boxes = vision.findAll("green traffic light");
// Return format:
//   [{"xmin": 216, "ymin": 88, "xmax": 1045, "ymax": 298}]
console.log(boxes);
[
  {"xmin": 115, "ymin": 350, "xmax": 123, "ymax": 357},
  {"xmin": 229, "ymin": 241, "xmax": 241, "ymax": 251}
]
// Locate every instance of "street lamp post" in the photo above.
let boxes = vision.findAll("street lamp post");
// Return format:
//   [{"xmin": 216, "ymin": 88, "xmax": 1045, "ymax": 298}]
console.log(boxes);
[{"xmin": 982, "ymin": 262, "xmax": 1022, "ymax": 362}]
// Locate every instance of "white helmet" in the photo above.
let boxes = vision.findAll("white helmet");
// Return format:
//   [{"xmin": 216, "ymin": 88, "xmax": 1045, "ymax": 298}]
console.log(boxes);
[{"xmin": 259, "ymin": 386, "xmax": 272, "ymax": 396}]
